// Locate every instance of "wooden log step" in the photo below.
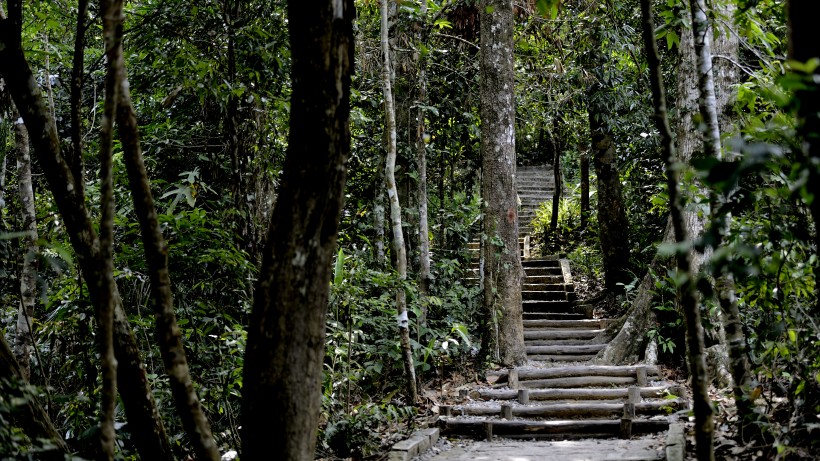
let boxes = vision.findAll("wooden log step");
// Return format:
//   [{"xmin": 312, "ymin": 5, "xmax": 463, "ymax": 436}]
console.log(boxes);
[
  {"xmin": 458, "ymin": 400, "xmax": 685, "ymax": 418},
  {"xmin": 472, "ymin": 386, "xmax": 671, "ymax": 401},
  {"xmin": 524, "ymin": 329, "xmax": 603, "ymax": 340},
  {"xmin": 517, "ymin": 365, "xmax": 660, "ymax": 380},
  {"xmin": 526, "ymin": 344, "xmax": 606, "ymax": 355},
  {"xmin": 522, "ymin": 257, "xmax": 560, "ymax": 266},
  {"xmin": 527, "ymin": 354, "xmax": 598, "ymax": 362},
  {"xmin": 518, "ymin": 375, "xmax": 636, "ymax": 389},
  {"xmin": 439, "ymin": 419, "xmax": 670, "ymax": 438}
]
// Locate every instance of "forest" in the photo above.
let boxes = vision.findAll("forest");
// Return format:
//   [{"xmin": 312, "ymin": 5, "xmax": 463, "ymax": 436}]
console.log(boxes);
[{"xmin": 0, "ymin": 0, "xmax": 818, "ymax": 460}]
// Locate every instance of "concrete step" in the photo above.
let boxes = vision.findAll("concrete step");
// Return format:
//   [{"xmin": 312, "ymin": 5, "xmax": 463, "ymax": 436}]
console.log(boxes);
[
  {"xmin": 523, "ymin": 319, "xmax": 613, "ymax": 329},
  {"xmin": 524, "ymin": 338, "xmax": 597, "ymax": 346},
  {"xmin": 524, "ymin": 265, "xmax": 564, "ymax": 277},
  {"xmin": 526, "ymin": 344, "xmax": 607, "ymax": 356},
  {"xmin": 523, "ymin": 312, "xmax": 587, "ymax": 320},
  {"xmin": 522, "ymin": 300, "xmax": 573, "ymax": 312},
  {"xmin": 522, "ymin": 290, "xmax": 568, "ymax": 301},
  {"xmin": 523, "ymin": 329, "xmax": 603, "ymax": 340}
]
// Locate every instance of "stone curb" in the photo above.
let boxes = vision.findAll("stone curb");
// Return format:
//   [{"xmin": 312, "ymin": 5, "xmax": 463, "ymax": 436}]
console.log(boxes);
[
  {"xmin": 665, "ymin": 422, "xmax": 685, "ymax": 461},
  {"xmin": 388, "ymin": 428, "xmax": 440, "ymax": 461}
]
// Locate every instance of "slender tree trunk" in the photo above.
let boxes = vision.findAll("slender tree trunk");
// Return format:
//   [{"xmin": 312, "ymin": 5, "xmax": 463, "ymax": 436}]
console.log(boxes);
[
  {"xmin": 381, "ymin": 0, "xmax": 418, "ymax": 404},
  {"xmin": 550, "ymin": 122, "xmax": 561, "ymax": 233},
  {"xmin": 580, "ymin": 151, "xmax": 589, "ymax": 231},
  {"xmin": 640, "ymin": 1, "xmax": 714, "ymax": 459},
  {"xmin": 479, "ymin": 0, "xmax": 526, "ymax": 367},
  {"xmin": 70, "ymin": 0, "xmax": 88, "ymax": 199},
  {"xmin": 12, "ymin": 107, "xmax": 38, "ymax": 384},
  {"xmin": 0, "ymin": 8, "xmax": 175, "ymax": 459},
  {"xmin": 688, "ymin": 0, "xmax": 754, "ymax": 438},
  {"xmin": 98, "ymin": 1, "xmax": 122, "ymax": 456},
  {"xmin": 241, "ymin": 1, "xmax": 355, "ymax": 459},
  {"xmin": 111, "ymin": 7, "xmax": 221, "ymax": 458},
  {"xmin": 416, "ymin": 0, "xmax": 432, "ymax": 299},
  {"xmin": 374, "ymin": 183, "xmax": 386, "ymax": 264}
]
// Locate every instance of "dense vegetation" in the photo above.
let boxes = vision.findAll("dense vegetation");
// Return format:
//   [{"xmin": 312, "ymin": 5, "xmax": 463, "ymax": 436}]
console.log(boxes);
[{"xmin": 1, "ymin": 0, "xmax": 819, "ymax": 459}]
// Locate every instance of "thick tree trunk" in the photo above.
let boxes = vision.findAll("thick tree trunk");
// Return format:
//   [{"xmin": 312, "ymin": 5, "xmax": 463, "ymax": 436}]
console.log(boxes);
[
  {"xmin": 640, "ymin": 1, "xmax": 714, "ymax": 459},
  {"xmin": 479, "ymin": 0, "xmax": 526, "ymax": 367},
  {"xmin": 588, "ymin": 106, "xmax": 630, "ymax": 291},
  {"xmin": 110, "ymin": 11, "xmax": 221, "ymax": 460},
  {"xmin": 0, "ymin": 12, "xmax": 175, "ymax": 459},
  {"xmin": 380, "ymin": 0, "xmax": 419, "ymax": 404},
  {"xmin": 13, "ymin": 107, "xmax": 38, "ymax": 383},
  {"xmin": 240, "ymin": 2, "xmax": 354, "ymax": 459},
  {"xmin": 785, "ymin": 0, "xmax": 820, "ymax": 440}
]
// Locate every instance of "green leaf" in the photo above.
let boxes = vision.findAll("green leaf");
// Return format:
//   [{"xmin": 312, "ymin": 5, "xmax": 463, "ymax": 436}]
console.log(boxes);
[{"xmin": 484, "ymin": 6, "xmax": 494, "ymax": 14}]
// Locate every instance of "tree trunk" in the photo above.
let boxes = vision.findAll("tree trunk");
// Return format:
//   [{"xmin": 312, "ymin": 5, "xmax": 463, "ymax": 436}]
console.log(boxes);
[
  {"xmin": 69, "ymin": 0, "xmax": 89, "ymax": 199},
  {"xmin": 0, "ymin": 11, "xmax": 175, "ymax": 459},
  {"xmin": 688, "ymin": 0, "xmax": 754, "ymax": 437},
  {"xmin": 639, "ymin": 1, "xmax": 714, "ymax": 459},
  {"xmin": 788, "ymin": 0, "xmax": 820, "ymax": 325},
  {"xmin": 380, "ymin": 0, "xmax": 419, "ymax": 404},
  {"xmin": 97, "ymin": 1, "xmax": 125, "ymax": 455},
  {"xmin": 109, "ymin": 2, "xmax": 221, "ymax": 457},
  {"xmin": 580, "ymin": 149, "xmax": 589, "ymax": 231},
  {"xmin": 479, "ymin": 0, "xmax": 526, "ymax": 367},
  {"xmin": 589, "ymin": 105, "xmax": 630, "ymax": 291},
  {"xmin": 13, "ymin": 107, "xmax": 38, "ymax": 383},
  {"xmin": 550, "ymin": 123, "xmax": 561, "ymax": 233},
  {"xmin": 416, "ymin": 0, "xmax": 432, "ymax": 299},
  {"xmin": 240, "ymin": 2, "xmax": 354, "ymax": 459}
]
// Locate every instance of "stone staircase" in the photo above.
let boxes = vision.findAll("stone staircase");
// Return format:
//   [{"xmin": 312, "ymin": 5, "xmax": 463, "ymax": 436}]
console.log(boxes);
[
  {"xmin": 443, "ymin": 164, "xmax": 685, "ymax": 444},
  {"xmin": 517, "ymin": 165, "xmax": 556, "ymax": 235}
]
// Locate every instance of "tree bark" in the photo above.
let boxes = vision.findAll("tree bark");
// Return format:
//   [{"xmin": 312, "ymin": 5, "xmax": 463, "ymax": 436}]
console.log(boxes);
[
  {"xmin": 13, "ymin": 106, "xmax": 38, "ymax": 384},
  {"xmin": 69, "ymin": 0, "xmax": 89, "ymax": 199},
  {"xmin": 111, "ymin": 4, "xmax": 221, "ymax": 457},
  {"xmin": 588, "ymin": 101, "xmax": 631, "ymax": 291},
  {"xmin": 416, "ymin": 0, "xmax": 432, "ymax": 299},
  {"xmin": 381, "ymin": 0, "xmax": 419, "ymax": 404},
  {"xmin": 688, "ymin": 0, "xmax": 754, "ymax": 437},
  {"xmin": 240, "ymin": 1, "xmax": 354, "ymax": 459},
  {"xmin": 98, "ymin": 0, "xmax": 124, "ymax": 455},
  {"xmin": 550, "ymin": 123, "xmax": 561, "ymax": 233},
  {"xmin": 0, "ymin": 10, "xmax": 175, "ymax": 459},
  {"xmin": 479, "ymin": 0, "xmax": 526, "ymax": 367},
  {"xmin": 640, "ymin": 1, "xmax": 714, "ymax": 459},
  {"xmin": 580, "ymin": 150, "xmax": 589, "ymax": 231},
  {"xmin": 587, "ymin": 28, "xmax": 631, "ymax": 291}
]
